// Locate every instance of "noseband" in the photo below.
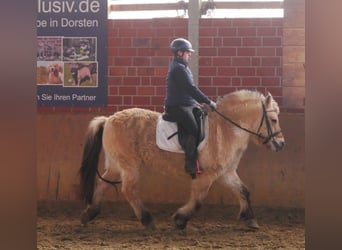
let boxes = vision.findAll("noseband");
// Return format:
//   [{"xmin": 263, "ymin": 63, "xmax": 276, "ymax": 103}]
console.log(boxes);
[{"xmin": 213, "ymin": 101, "xmax": 282, "ymax": 144}]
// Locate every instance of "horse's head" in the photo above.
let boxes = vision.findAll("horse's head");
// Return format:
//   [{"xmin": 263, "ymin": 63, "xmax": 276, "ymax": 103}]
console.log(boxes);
[
  {"xmin": 212, "ymin": 90, "xmax": 285, "ymax": 152},
  {"xmin": 256, "ymin": 92, "xmax": 285, "ymax": 152}
]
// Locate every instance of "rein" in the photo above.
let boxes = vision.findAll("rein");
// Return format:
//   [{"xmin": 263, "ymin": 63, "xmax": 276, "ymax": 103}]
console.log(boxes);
[{"xmin": 213, "ymin": 101, "xmax": 281, "ymax": 144}]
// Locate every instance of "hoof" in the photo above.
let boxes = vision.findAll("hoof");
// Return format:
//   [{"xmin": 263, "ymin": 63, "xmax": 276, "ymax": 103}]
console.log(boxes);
[
  {"xmin": 245, "ymin": 219, "xmax": 260, "ymax": 229},
  {"xmin": 141, "ymin": 210, "xmax": 156, "ymax": 230},
  {"xmin": 174, "ymin": 213, "xmax": 189, "ymax": 230},
  {"xmin": 80, "ymin": 205, "xmax": 101, "ymax": 226}
]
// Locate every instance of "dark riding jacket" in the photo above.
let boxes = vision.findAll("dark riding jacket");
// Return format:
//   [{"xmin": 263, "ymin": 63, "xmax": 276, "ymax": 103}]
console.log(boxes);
[{"xmin": 164, "ymin": 57, "xmax": 211, "ymax": 107}]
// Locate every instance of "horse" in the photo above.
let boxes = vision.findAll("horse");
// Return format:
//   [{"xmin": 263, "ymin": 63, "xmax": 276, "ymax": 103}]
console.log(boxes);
[{"xmin": 79, "ymin": 90, "xmax": 285, "ymax": 230}]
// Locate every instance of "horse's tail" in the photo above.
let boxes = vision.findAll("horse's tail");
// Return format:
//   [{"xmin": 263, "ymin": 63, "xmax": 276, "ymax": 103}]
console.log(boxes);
[{"xmin": 79, "ymin": 116, "xmax": 108, "ymax": 204}]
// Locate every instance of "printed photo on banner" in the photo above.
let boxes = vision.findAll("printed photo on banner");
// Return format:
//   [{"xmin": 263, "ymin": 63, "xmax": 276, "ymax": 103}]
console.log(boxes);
[
  {"xmin": 63, "ymin": 37, "xmax": 97, "ymax": 61},
  {"xmin": 64, "ymin": 62, "xmax": 98, "ymax": 87},
  {"xmin": 37, "ymin": 36, "xmax": 62, "ymax": 61},
  {"xmin": 37, "ymin": 61, "xmax": 64, "ymax": 85}
]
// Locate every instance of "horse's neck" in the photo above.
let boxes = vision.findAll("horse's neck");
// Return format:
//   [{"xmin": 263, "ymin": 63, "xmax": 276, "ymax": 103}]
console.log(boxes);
[
  {"xmin": 217, "ymin": 99, "xmax": 262, "ymax": 132},
  {"xmin": 207, "ymin": 108, "xmax": 252, "ymax": 170},
  {"xmin": 207, "ymin": 100, "xmax": 261, "ymax": 167}
]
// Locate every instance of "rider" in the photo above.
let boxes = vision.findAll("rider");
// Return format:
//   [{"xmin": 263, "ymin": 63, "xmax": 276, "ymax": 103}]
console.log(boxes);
[{"xmin": 164, "ymin": 38, "xmax": 217, "ymax": 179}]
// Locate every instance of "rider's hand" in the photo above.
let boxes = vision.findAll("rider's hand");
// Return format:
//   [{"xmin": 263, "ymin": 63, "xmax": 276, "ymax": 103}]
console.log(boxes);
[{"xmin": 209, "ymin": 101, "xmax": 217, "ymax": 110}]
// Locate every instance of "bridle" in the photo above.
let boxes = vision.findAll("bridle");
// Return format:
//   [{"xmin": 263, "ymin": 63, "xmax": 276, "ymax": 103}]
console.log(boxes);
[{"xmin": 213, "ymin": 101, "xmax": 282, "ymax": 144}]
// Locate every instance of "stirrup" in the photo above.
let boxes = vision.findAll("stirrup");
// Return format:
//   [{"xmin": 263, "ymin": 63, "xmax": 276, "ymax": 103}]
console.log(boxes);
[{"xmin": 196, "ymin": 160, "xmax": 203, "ymax": 174}]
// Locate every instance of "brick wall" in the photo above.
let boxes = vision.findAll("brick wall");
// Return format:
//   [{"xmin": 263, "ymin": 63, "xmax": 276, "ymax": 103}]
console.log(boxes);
[
  {"xmin": 37, "ymin": 17, "xmax": 297, "ymax": 114},
  {"xmin": 198, "ymin": 18, "xmax": 283, "ymax": 105},
  {"xmin": 107, "ymin": 19, "xmax": 184, "ymax": 112},
  {"xmin": 107, "ymin": 18, "xmax": 283, "ymax": 113}
]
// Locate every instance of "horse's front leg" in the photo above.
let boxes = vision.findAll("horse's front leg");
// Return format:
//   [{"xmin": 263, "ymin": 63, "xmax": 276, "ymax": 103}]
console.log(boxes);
[
  {"xmin": 173, "ymin": 176, "xmax": 213, "ymax": 230},
  {"xmin": 221, "ymin": 170, "xmax": 259, "ymax": 229}
]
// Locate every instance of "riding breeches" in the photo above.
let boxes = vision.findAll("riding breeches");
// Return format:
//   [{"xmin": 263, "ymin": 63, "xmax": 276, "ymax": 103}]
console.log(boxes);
[{"xmin": 164, "ymin": 105, "xmax": 198, "ymax": 138}]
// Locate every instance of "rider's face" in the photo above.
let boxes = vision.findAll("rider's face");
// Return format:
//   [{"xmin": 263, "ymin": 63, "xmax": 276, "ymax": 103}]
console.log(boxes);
[{"xmin": 177, "ymin": 50, "xmax": 192, "ymax": 62}]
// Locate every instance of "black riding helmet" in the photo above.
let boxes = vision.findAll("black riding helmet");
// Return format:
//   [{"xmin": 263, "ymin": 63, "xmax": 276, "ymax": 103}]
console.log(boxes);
[{"xmin": 170, "ymin": 38, "xmax": 195, "ymax": 55}]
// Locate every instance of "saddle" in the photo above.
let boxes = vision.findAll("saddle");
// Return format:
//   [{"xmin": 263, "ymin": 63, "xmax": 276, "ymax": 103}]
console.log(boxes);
[{"xmin": 156, "ymin": 106, "xmax": 208, "ymax": 153}]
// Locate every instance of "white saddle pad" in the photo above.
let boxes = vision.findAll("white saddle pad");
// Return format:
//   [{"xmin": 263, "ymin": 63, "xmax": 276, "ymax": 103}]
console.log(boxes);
[{"xmin": 156, "ymin": 116, "xmax": 209, "ymax": 153}]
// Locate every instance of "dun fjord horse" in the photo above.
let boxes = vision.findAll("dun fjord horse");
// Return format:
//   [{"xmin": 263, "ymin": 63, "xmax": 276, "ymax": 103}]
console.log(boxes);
[{"xmin": 80, "ymin": 90, "xmax": 285, "ymax": 230}]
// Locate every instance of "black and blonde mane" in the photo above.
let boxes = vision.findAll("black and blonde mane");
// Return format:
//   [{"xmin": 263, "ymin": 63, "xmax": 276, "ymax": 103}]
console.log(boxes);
[{"xmin": 217, "ymin": 90, "xmax": 279, "ymax": 114}]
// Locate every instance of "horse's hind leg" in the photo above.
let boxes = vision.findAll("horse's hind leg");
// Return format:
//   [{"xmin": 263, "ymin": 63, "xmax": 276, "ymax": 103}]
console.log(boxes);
[
  {"xmin": 81, "ymin": 169, "xmax": 119, "ymax": 226},
  {"xmin": 121, "ymin": 169, "xmax": 156, "ymax": 230},
  {"xmin": 221, "ymin": 170, "xmax": 259, "ymax": 229}
]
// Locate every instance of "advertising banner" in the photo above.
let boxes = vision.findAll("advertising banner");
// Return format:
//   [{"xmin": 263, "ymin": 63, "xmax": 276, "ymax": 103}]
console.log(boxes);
[{"xmin": 36, "ymin": 0, "xmax": 107, "ymax": 106}]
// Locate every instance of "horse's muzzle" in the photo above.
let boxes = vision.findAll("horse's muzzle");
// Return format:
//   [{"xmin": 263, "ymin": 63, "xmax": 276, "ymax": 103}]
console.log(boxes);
[{"xmin": 272, "ymin": 139, "xmax": 285, "ymax": 152}]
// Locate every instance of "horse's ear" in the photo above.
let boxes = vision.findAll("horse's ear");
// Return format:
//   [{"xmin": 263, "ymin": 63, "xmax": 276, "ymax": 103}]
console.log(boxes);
[{"xmin": 265, "ymin": 92, "xmax": 273, "ymax": 106}]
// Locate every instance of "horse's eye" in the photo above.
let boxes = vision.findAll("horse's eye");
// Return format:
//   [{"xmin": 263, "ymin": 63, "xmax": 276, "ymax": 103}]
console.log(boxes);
[{"xmin": 271, "ymin": 119, "xmax": 277, "ymax": 124}]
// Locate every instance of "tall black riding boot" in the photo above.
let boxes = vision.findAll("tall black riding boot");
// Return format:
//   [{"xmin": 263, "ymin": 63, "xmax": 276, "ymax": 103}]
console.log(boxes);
[{"xmin": 184, "ymin": 135, "xmax": 198, "ymax": 179}]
